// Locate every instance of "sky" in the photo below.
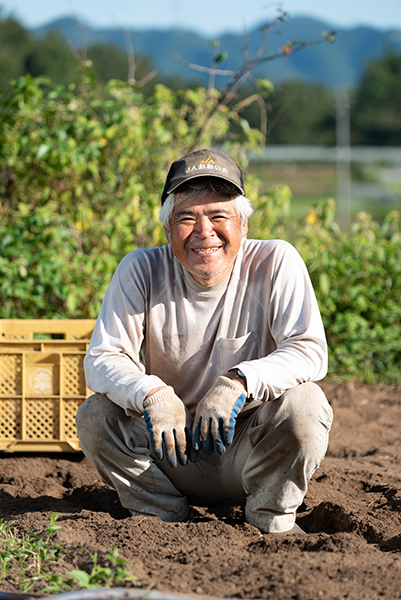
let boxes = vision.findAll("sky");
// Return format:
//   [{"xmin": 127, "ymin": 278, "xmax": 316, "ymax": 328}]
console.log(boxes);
[{"xmin": 3, "ymin": 0, "xmax": 401, "ymax": 35}]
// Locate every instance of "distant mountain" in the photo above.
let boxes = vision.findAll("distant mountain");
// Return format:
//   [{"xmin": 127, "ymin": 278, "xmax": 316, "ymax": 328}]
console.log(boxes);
[{"xmin": 32, "ymin": 16, "xmax": 401, "ymax": 88}]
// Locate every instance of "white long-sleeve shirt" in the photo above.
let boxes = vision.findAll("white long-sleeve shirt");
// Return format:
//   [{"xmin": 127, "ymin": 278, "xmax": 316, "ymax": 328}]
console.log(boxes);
[{"xmin": 84, "ymin": 238, "xmax": 327, "ymax": 416}]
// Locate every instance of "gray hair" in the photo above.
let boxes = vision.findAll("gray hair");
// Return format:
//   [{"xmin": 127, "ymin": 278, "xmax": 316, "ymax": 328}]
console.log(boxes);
[{"xmin": 159, "ymin": 185, "xmax": 253, "ymax": 232}]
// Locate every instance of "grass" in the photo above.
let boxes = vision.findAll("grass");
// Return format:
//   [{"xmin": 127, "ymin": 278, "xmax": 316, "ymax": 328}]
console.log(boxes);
[
  {"xmin": 247, "ymin": 161, "xmax": 401, "ymax": 223},
  {"xmin": 0, "ymin": 513, "xmax": 136, "ymax": 593},
  {"xmin": 0, "ymin": 513, "xmax": 63, "ymax": 592},
  {"xmin": 248, "ymin": 162, "xmax": 337, "ymax": 219}
]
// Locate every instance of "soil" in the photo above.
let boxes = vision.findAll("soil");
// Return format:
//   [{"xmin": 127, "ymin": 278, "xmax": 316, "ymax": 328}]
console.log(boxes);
[{"xmin": 1, "ymin": 380, "xmax": 401, "ymax": 600}]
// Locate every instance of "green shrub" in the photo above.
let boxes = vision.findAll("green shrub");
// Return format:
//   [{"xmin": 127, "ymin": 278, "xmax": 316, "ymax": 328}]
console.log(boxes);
[
  {"xmin": 293, "ymin": 204, "xmax": 401, "ymax": 384},
  {"xmin": 0, "ymin": 74, "xmax": 264, "ymax": 317},
  {"xmin": 1, "ymin": 75, "xmax": 400, "ymax": 383}
]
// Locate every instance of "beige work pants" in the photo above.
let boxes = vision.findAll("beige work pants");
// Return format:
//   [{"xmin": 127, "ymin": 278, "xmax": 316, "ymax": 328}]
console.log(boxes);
[{"xmin": 76, "ymin": 382, "xmax": 332, "ymax": 533}]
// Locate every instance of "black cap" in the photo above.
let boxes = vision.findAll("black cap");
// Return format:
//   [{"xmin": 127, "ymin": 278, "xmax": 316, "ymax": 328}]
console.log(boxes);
[{"xmin": 161, "ymin": 149, "xmax": 246, "ymax": 204}]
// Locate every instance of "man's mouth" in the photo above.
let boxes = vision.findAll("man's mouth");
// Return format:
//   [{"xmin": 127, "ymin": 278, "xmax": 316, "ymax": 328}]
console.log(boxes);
[{"xmin": 191, "ymin": 247, "xmax": 221, "ymax": 254}]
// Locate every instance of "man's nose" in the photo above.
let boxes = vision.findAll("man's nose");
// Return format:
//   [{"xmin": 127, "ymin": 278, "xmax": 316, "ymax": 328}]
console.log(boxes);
[{"xmin": 193, "ymin": 217, "xmax": 214, "ymax": 237}]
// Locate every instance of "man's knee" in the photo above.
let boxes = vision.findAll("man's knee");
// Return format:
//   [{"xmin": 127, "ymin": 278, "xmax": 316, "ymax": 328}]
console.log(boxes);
[
  {"xmin": 257, "ymin": 382, "xmax": 333, "ymax": 448},
  {"xmin": 76, "ymin": 393, "xmax": 126, "ymax": 450},
  {"xmin": 77, "ymin": 393, "xmax": 118, "ymax": 431},
  {"xmin": 77, "ymin": 393, "xmax": 151, "ymax": 458},
  {"xmin": 283, "ymin": 381, "xmax": 332, "ymax": 418},
  {"xmin": 284, "ymin": 383, "xmax": 333, "ymax": 455}
]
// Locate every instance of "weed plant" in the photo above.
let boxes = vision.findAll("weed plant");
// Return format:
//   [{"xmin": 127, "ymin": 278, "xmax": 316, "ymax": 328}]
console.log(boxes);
[
  {"xmin": 0, "ymin": 513, "xmax": 136, "ymax": 593},
  {"xmin": 276, "ymin": 201, "xmax": 401, "ymax": 384}
]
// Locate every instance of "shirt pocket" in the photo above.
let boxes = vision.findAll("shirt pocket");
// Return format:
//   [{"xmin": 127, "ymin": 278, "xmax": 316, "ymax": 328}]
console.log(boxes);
[{"xmin": 217, "ymin": 331, "xmax": 260, "ymax": 374}]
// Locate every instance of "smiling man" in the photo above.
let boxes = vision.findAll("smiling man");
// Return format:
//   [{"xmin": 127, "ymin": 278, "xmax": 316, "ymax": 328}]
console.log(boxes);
[
  {"xmin": 77, "ymin": 148, "xmax": 333, "ymax": 536},
  {"xmin": 166, "ymin": 194, "xmax": 247, "ymax": 284}
]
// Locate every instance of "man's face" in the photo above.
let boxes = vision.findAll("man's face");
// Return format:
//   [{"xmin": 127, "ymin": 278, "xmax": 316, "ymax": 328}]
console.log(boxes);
[{"xmin": 166, "ymin": 193, "xmax": 248, "ymax": 286}]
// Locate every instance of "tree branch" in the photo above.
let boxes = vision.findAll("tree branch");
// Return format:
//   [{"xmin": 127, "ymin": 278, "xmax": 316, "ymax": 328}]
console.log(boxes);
[
  {"xmin": 185, "ymin": 23, "xmax": 336, "ymax": 151},
  {"xmin": 169, "ymin": 50, "xmax": 235, "ymax": 77}
]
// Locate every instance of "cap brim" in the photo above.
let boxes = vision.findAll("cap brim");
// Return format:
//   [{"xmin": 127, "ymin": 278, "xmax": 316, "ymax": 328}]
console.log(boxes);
[{"xmin": 163, "ymin": 172, "xmax": 245, "ymax": 203}]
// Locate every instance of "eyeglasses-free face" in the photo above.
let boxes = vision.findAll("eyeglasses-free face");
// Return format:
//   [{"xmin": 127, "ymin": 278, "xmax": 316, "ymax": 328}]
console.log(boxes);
[{"xmin": 166, "ymin": 194, "xmax": 248, "ymax": 286}]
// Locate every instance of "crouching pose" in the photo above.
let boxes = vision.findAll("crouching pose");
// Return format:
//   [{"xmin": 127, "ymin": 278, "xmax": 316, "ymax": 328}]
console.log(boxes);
[{"xmin": 77, "ymin": 149, "xmax": 333, "ymax": 535}]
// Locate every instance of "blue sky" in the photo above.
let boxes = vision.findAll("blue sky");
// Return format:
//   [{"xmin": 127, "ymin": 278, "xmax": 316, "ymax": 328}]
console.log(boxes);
[{"xmin": 3, "ymin": 0, "xmax": 401, "ymax": 34}]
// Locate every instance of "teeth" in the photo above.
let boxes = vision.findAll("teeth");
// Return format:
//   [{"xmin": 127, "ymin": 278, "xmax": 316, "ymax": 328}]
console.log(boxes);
[{"xmin": 192, "ymin": 247, "xmax": 220, "ymax": 254}]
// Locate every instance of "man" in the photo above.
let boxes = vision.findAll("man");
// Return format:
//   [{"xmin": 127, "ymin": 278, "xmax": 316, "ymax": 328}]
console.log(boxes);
[{"xmin": 77, "ymin": 148, "xmax": 333, "ymax": 536}]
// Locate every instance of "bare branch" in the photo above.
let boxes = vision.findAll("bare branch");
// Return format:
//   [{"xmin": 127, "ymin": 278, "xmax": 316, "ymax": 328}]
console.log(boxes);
[
  {"xmin": 208, "ymin": 40, "xmax": 220, "ymax": 92},
  {"xmin": 185, "ymin": 17, "xmax": 336, "ymax": 152},
  {"xmin": 232, "ymin": 94, "xmax": 261, "ymax": 113},
  {"xmin": 67, "ymin": 38, "xmax": 85, "ymax": 69},
  {"xmin": 258, "ymin": 94, "xmax": 268, "ymax": 141},
  {"xmin": 265, "ymin": 91, "xmax": 297, "ymax": 137},
  {"xmin": 67, "ymin": 0, "xmax": 87, "ymax": 66},
  {"xmin": 137, "ymin": 68, "xmax": 159, "ymax": 87},
  {"xmin": 106, "ymin": 8, "xmax": 149, "ymax": 86},
  {"xmin": 169, "ymin": 50, "xmax": 235, "ymax": 77},
  {"xmin": 105, "ymin": 8, "xmax": 138, "ymax": 85},
  {"xmin": 252, "ymin": 17, "xmax": 278, "ymax": 63},
  {"xmin": 242, "ymin": 24, "xmax": 249, "ymax": 66},
  {"xmin": 220, "ymin": 32, "xmax": 335, "ymax": 107},
  {"xmin": 122, "ymin": 27, "xmax": 137, "ymax": 84}
]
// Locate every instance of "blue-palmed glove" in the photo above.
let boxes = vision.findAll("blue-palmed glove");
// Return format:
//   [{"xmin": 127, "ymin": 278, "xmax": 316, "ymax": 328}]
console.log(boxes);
[
  {"xmin": 192, "ymin": 376, "xmax": 247, "ymax": 455},
  {"xmin": 143, "ymin": 386, "xmax": 199, "ymax": 468}
]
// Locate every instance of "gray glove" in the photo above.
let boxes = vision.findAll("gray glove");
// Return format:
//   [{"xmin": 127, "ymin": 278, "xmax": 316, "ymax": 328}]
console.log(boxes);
[
  {"xmin": 192, "ymin": 376, "xmax": 246, "ymax": 455},
  {"xmin": 143, "ymin": 386, "xmax": 198, "ymax": 468}
]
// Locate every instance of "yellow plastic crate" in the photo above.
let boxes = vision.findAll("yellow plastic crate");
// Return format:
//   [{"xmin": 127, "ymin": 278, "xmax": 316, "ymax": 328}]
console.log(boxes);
[{"xmin": 0, "ymin": 320, "xmax": 96, "ymax": 452}]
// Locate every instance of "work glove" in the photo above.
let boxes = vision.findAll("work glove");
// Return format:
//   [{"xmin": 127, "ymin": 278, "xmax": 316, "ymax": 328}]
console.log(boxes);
[
  {"xmin": 192, "ymin": 376, "xmax": 247, "ymax": 455},
  {"xmin": 143, "ymin": 386, "xmax": 198, "ymax": 468}
]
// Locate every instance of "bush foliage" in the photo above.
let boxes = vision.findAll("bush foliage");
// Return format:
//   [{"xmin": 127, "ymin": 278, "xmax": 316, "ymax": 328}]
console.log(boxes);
[
  {"xmin": 0, "ymin": 74, "xmax": 264, "ymax": 317},
  {"xmin": 293, "ymin": 203, "xmax": 401, "ymax": 384},
  {"xmin": 1, "ymin": 75, "xmax": 400, "ymax": 384}
]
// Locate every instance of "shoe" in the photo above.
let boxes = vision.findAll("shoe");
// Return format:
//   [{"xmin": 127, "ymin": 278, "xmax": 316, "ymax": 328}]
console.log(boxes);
[
  {"xmin": 183, "ymin": 509, "xmax": 194, "ymax": 522},
  {"xmin": 269, "ymin": 523, "xmax": 305, "ymax": 537},
  {"xmin": 130, "ymin": 509, "xmax": 193, "ymax": 522}
]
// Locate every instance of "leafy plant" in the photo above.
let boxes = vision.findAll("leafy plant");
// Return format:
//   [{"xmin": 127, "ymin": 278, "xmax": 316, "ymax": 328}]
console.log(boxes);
[
  {"xmin": 44, "ymin": 546, "xmax": 137, "ymax": 593},
  {"xmin": 293, "ymin": 203, "xmax": 401, "ymax": 383},
  {"xmin": 0, "ymin": 73, "xmax": 267, "ymax": 319},
  {"xmin": 0, "ymin": 520, "xmax": 18, "ymax": 581},
  {"xmin": 0, "ymin": 514, "xmax": 136, "ymax": 594},
  {"xmin": 0, "ymin": 513, "xmax": 66, "ymax": 592},
  {"xmin": 1, "ymin": 67, "xmax": 400, "ymax": 384}
]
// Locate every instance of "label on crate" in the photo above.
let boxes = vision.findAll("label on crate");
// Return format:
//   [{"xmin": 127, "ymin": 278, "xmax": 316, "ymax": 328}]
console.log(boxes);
[{"xmin": 27, "ymin": 367, "xmax": 57, "ymax": 395}]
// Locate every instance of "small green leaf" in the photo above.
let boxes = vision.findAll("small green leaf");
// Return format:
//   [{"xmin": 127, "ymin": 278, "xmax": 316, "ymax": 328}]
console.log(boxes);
[
  {"xmin": 36, "ymin": 144, "xmax": 50, "ymax": 159},
  {"xmin": 319, "ymin": 273, "xmax": 331, "ymax": 296},
  {"xmin": 215, "ymin": 52, "xmax": 228, "ymax": 63}
]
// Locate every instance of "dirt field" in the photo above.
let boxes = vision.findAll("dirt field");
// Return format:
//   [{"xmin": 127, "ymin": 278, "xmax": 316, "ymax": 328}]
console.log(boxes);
[{"xmin": 1, "ymin": 380, "xmax": 401, "ymax": 600}]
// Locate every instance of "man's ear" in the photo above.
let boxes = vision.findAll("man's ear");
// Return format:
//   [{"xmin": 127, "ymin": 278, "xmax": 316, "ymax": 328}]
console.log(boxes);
[
  {"xmin": 164, "ymin": 226, "xmax": 171, "ymax": 242},
  {"xmin": 242, "ymin": 219, "xmax": 248, "ymax": 237}
]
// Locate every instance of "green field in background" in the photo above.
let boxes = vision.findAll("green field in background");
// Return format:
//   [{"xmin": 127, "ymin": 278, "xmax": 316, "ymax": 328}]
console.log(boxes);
[{"xmin": 248, "ymin": 161, "xmax": 401, "ymax": 223}]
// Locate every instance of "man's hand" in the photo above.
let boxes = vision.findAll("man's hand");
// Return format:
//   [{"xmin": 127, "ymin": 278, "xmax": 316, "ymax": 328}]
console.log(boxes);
[
  {"xmin": 192, "ymin": 376, "xmax": 247, "ymax": 455},
  {"xmin": 143, "ymin": 387, "xmax": 198, "ymax": 468}
]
